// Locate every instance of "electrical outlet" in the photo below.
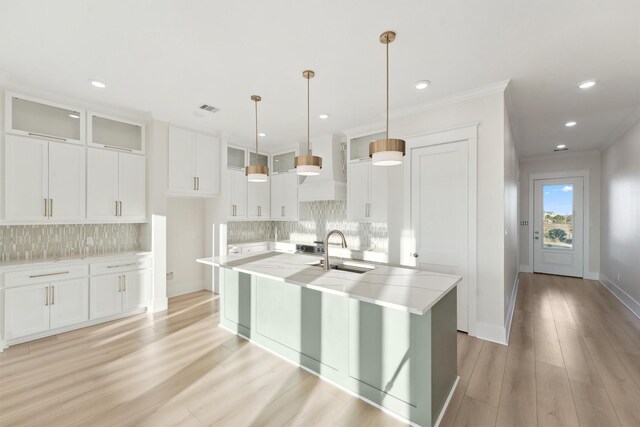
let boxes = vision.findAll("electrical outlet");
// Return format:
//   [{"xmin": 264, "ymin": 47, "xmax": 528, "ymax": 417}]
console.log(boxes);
[{"xmin": 167, "ymin": 272, "xmax": 174, "ymax": 280}]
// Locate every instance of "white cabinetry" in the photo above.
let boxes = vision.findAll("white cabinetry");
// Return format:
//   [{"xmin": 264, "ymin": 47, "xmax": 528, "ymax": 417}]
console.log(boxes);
[
  {"xmin": 87, "ymin": 148, "xmax": 146, "ymax": 221},
  {"xmin": 270, "ymin": 173, "xmax": 298, "ymax": 220},
  {"xmin": 4, "ymin": 134, "xmax": 85, "ymax": 222},
  {"xmin": 247, "ymin": 180, "xmax": 270, "ymax": 219},
  {"xmin": 347, "ymin": 161, "xmax": 387, "ymax": 223},
  {"xmin": 2, "ymin": 255, "xmax": 152, "ymax": 345},
  {"xmin": 168, "ymin": 127, "xmax": 220, "ymax": 197},
  {"xmin": 5, "ymin": 277, "xmax": 89, "ymax": 341},
  {"xmin": 228, "ymin": 168, "xmax": 247, "ymax": 218},
  {"xmin": 88, "ymin": 112, "xmax": 145, "ymax": 154}
]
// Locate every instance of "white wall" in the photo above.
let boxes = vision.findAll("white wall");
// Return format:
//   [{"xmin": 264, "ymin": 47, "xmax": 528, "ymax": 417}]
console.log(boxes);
[
  {"xmin": 386, "ymin": 90, "xmax": 516, "ymax": 343},
  {"xmin": 601, "ymin": 117, "xmax": 640, "ymax": 315},
  {"xmin": 503, "ymin": 100, "xmax": 519, "ymax": 322},
  {"xmin": 518, "ymin": 151, "xmax": 601, "ymax": 277},
  {"xmin": 166, "ymin": 198, "xmax": 206, "ymax": 297}
]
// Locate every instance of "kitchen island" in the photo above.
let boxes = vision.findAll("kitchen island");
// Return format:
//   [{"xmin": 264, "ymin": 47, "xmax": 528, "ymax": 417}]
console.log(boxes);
[{"xmin": 197, "ymin": 252, "xmax": 461, "ymax": 427}]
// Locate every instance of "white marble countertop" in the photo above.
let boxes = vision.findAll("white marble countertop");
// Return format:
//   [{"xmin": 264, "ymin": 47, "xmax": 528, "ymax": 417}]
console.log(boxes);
[
  {"xmin": 197, "ymin": 252, "xmax": 460, "ymax": 315},
  {"xmin": 0, "ymin": 251, "xmax": 153, "ymax": 271}
]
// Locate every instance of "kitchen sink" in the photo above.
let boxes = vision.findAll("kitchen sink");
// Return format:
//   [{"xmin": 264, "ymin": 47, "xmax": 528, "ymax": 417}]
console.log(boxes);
[{"xmin": 307, "ymin": 260, "xmax": 375, "ymax": 274}]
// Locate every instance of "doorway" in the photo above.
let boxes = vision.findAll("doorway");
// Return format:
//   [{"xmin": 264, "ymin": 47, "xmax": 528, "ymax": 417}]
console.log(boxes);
[
  {"xmin": 410, "ymin": 139, "xmax": 470, "ymax": 332},
  {"xmin": 533, "ymin": 177, "xmax": 584, "ymax": 277}
]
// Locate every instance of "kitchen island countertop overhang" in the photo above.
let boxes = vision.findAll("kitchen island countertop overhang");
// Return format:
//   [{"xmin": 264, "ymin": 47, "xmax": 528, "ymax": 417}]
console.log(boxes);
[{"xmin": 197, "ymin": 251, "xmax": 461, "ymax": 315}]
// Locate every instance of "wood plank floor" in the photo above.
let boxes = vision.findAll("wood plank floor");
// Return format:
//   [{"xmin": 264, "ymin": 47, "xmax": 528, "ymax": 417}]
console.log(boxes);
[{"xmin": 1, "ymin": 273, "xmax": 639, "ymax": 426}]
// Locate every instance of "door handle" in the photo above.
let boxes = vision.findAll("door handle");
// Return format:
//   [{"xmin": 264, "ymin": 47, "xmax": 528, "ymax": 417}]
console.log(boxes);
[
  {"xmin": 115, "ymin": 200, "xmax": 119, "ymax": 216},
  {"xmin": 534, "ymin": 236, "xmax": 540, "ymax": 240},
  {"xmin": 197, "ymin": 177, "xmax": 200, "ymax": 190},
  {"xmin": 411, "ymin": 252, "xmax": 419, "ymax": 258},
  {"xmin": 29, "ymin": 271, "xmax": 69, "ymax": 278},
  {"xmin": 49, "ymin": 199, "xmax": 53, "ymax": 217},
  {"xmin": 123, "ymin": 275, "xmax": 127, "ymax": 292},
  {"xmin": 119, "ymin": 201, "xmax": 123, "ymax": 217},
  {"xmin": 44, "ymin": 198, "xmax": 49, "ymax": 217},
  {"xmin": 45, "ymin": 286, "xmax": 49, "ymax": 306},
  {"xmin": 51, "ymin": 286, "xmax": 55, "ymax": 305}
]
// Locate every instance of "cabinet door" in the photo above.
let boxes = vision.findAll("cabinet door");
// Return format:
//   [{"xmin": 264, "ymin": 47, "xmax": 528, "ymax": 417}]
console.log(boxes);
[
  {"xmin": 168, "ymin": 127, "xmax": 197, "ymax": 194},
  {"xmin": 5, "ymin": 283, "xmax": 50, "ymax": 340},
  {"xmin": 87, "ymin": 148, "xmax": 119, "ymax": 220},
  {"xmin": 118, "ymin": 153, "xmax": 146, "ymax": 220},
  {"xmin": 123, "ymin": 269, "xmax": 148, "ymax": 311},
  {"xmin": 369, "ymin": 164, "xmax": 388, "ymax": 222},
  {"xmin": 195, "ymin": 134, "xmax": 220, "ymax": 195},
  {"xmin": 282, "ymin": 173, "xmax": 298, "ymax": 220},
  {"xmin": 49, "ymin": 279, "xmax": 89, "ymax": 329},
  {"xmin": 347, "ymin": 162, "xmax": 369, "ymax": 222},
  {"xmin": 229, "ymin": 169, "xmax": 247, "ymax": 218},
  {"xmin": 270, "ymin": 174, "xmax": 284, "ymax": 218},
  {"xmin": 89, "ymin": 275, "xmax": 123, "ymax": 319},
  {"xmin": 48, "ymin": 142, "xmax": 86, "ymax": 221},
  {"xmin": 4, "ymin": 135, "xmax": 49, "ymax": 221},
  {"xmin": 247, "ymin": 180, "xmax": 270, "ymax": 219}
]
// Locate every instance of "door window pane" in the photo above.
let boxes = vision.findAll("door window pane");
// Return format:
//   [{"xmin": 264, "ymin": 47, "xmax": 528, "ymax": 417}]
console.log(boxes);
[{"xmin": 543, "ymin": 184, "xmax": 573, "ymax": 249}]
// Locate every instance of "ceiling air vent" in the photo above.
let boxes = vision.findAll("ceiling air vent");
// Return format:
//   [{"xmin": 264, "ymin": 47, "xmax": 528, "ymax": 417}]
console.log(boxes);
[{"xmin": 199, "ymin": 104, "xmax": 219, "ymax": 113}]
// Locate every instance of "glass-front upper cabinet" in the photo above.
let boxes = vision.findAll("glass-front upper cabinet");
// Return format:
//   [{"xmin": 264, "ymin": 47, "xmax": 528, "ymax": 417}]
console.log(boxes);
[
  {"xmin": 272, "ymin": 150, "xmax": 296, "ymax": 173},
  {"xmin": 348, "ymin": 131, "xmax": 386, "ymax": 162},
  {"xmin": 227, "ymin": 146, "xmax": 246, "ymax": 169},
  {"xmin": 249, "ymin": 151, "xmax": 269, "ymax": 167},
  {"xmin": 6, "ymin": 93, "xmax": 85, "ymax": 144},
  {"xmin": 88, "ymin": 112, "xmax": 145, "ymax": 154}
]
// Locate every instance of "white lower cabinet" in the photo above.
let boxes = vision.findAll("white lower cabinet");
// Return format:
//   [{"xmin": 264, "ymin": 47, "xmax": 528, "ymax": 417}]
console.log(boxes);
[
  {"xmin": 5, "ymin": 278, "xmax": 89, "ymax": 340},
  {"xmin": 90, "ymin": 269, "xmax": 150, "ymax": 320},
  {"xmin": 2, "ymin": 255, "xmax": 152, "ymax": 345}
]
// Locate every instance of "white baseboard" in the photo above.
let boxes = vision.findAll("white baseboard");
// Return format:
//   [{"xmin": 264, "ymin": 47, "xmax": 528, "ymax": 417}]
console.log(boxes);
[
  {"xmin": 599, "ymin": 275, "xmax": 640, "ymax": 320},
  {"xmin": 504, "ymin": 276, "xmax": 520, "ymax": 345},
  {"xmin": 519, "ymin": 265, "xmax": 532, "ymax": 273},
  {"xmin": 584, "ymin": 272, "xmax": 600, "ymax": 280},
  {"xmin": 435, "ymin": 376, "xmax": 461, "ymax": 427},
  {"xmin": 167, "ymin": 280, "xmax": 205, "ymax": 297},
  {"xmin": 475, "ymin": 321, "xmax": 507, "ymax": 345},
  {"xmin": 0, "ymin": 340, "xmax": 6, "ymax": 352}
]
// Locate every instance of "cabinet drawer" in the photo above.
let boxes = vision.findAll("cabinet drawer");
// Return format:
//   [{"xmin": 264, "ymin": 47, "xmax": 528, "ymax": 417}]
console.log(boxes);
[
  {"xmin": 243, "ymin": 244, "xmax": 269, "ymax": 254},
  {"xmin": 6, "ymin": 264, "xmax": 89, "ymax": 287},
  {"xmin": 90, "ymin": 257, "xmax": 152, "ymax": 276}
]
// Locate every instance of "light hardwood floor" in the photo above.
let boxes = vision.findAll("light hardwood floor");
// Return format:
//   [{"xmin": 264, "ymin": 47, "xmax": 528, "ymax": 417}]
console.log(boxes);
[{"xmin": 1, "ymin": 273, "xmax": 640, "ymax": 426}]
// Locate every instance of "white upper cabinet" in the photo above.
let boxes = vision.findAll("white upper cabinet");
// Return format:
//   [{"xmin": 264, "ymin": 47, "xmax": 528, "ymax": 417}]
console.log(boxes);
[
  {"xmin": 87, "ymin": 148, "xmax": 146, "ymax": 222},
  {"xmin": 228, "ymin": 168, "xmax": 247, "ymax": 218},
  {"xmin": 4, "ymin": 134, "xmax": 85, "ymax": 222},
  {"xmin": 271, "ymin": 172, "xmax": 299, "ymax": 220},
  {"xmin": 247, "ymin": 151, "xmax": 270, "ymax": 219},
  {"xmin": 347, "ymin": 131, "xmax": 385, "ymax": 163},
  {"xmin": 6, "ymin": 93, "xmax": 85, "ymax": 145},
  {"xmin": 272, "ymin": 151, "xmax": 296, "ymax": 173},
  {"xmin": 168, "ymin": 126, "xmax": 220, "ymax": 197},
  {"xmin": 347, "ymin": 160, "xmax": 387, "ymax": 223},
  {"xmin": 88, "ymin": 112, "xmax": 145, "ymax": 154}
]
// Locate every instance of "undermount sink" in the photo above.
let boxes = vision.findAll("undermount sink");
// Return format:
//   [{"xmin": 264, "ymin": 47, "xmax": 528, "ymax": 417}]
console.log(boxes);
[{"xmin": 307, "ymin": 259, "xmax": 375, "ymax": 274}]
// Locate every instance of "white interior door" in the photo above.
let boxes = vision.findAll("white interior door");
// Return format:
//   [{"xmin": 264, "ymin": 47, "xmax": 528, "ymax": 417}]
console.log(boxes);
[
  {"xmin": 533, "ymin": 177, "xmax": 584, "ymax": 277},
  {"xmin": 411, "ymin": 141, "xmax": 469, "ymax": 331}
]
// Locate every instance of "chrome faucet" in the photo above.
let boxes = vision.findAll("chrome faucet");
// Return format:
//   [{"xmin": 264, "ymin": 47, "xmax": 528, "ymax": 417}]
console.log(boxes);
[{"xmin": 323, "ymin": 230, "xmax": 348, "ymax": 271}]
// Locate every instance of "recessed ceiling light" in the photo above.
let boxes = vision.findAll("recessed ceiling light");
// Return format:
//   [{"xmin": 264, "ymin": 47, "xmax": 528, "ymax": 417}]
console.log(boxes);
[
  {"xmin": 258, "ymin": 132, "xmax": 266, "ymax": 137},
  {"xmin": 68, "ymin": 113, "xmax": 80, "ymax": 119},
  {"xmin": 557, "ymin": 144, "xmax": 567, "ymax": 149},
  {"xmin": 565, "ymin": 121, "xmax": 577, "ymax": 127},
  {"xmin": 578, "ymin": 80, "xmax": 597, "ymax": 89},
  {"xmin": 319, "ymin": 114, "xmax": 329, "ymax": 119},
  {"xmin": 415, "ymin": 80, "xmax": 430, "ymax": 90},
  {"xmin": 90, "ymin": 80, "xmax": 106, "ymax": 88}
]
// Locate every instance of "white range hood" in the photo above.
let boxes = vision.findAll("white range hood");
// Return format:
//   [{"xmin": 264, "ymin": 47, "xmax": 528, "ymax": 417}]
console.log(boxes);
[{"xmin": 298, "ymin": 134, "xmax": 346, "ymax": 201}]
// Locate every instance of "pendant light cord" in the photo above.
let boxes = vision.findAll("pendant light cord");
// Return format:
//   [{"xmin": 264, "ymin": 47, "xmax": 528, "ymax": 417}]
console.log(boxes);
[
  {"xmin": 254, "ymin": 98, "xmax": 259, "ymax": 164},
  {"xmin": 307, "ymin": 75, "xmax": 311, "ymax": 155},
  {"xmin": 386, "ymin": 35, "xmax": 389, "ymax": 140}
]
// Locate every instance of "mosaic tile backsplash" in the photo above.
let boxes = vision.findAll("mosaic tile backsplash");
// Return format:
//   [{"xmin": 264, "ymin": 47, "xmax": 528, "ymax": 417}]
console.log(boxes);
[
  {"xmin": 0, "ymin": 224, "xmax": 143, "ymax": 261},
  {"xmin": 228, "ymin": 200, "xmax": 388, "ymax": 252}
]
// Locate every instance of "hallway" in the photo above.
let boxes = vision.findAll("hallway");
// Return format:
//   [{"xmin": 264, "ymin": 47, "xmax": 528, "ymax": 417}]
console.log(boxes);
[{"xmin": 442, "ymin": 273, "xmax": 640, "ymax": 427}]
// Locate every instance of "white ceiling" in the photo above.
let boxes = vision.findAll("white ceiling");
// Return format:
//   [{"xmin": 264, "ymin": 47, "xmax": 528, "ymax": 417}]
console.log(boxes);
[{"xmin": 0, "ymin": 0, "xmax": 638, "ymax": 158}]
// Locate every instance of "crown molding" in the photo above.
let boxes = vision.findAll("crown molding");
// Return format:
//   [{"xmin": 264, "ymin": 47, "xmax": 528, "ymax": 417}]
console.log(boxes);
[
  {"xmin": 519, "ymin": 149, "xmax": 601, "ymax": 163},
  {"xmin": 149, "ymin": 111, "xmax": 222, "ymax": 137},
  {"xmin": 389, "ymin": 79, "xmax": 511, "ymax": 120}
]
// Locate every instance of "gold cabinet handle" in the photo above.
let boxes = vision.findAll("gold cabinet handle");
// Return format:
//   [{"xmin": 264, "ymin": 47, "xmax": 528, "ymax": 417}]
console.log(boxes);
[
  {"xmin": 115, "ymin": 201, "xmax": 119, "ymax": 216},
  {"xmin": 107, "ymin": 262, "xmax": 139, "ymax": 269},
  {"xmin": 28, "ymin": 132, "xmax": 67, "ymax": 142},
  {"xmin": 119, "ymin": 201, "xmax": 123, "ymax": 216},
  {"xmin": 49, "ymin": 198, "xmax": 53, "ymax": 217},
  {"xmin": 196, "ymin": 177, "xmax": 200, "ymax": 190},
  {"xmin": 45, "ymin": 286, "xmax": 49, "ymax": 306},
  {"xmin": 29, "ymin": 271, "xmax": 69, "ymax": 278},
  {"xmin": 44, "ymin": 198, "xmax": 48, "ymax": 217},
  {"xmin": 51, "ymin": 285, "xmax": 55, "ymax": 305},
  {"xmin": 123, "ymin": 275, "xmax": 127, "ymax": 292},
  {"xmin": 103, "ymin": 145, "xmax": 133, "ymax": 152}
]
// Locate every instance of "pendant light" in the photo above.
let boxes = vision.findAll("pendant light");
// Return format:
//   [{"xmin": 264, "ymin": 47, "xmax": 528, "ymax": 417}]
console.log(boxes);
[
  {"xmin": 245, "ymin": 95, "xmax": 269, "ymax": 182},
  {"xmin": 369, "ymin": 31, "xmax": 406, "ymax": 166},
  {"xmin": 294, "ymin": 70, "xmax": 322, "ymax": 176}
]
